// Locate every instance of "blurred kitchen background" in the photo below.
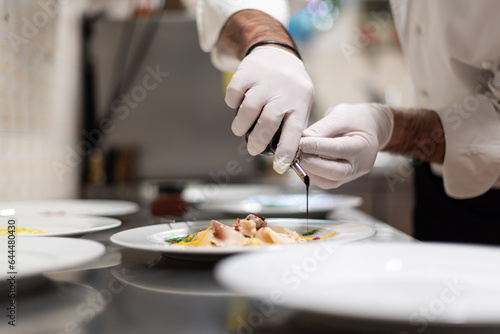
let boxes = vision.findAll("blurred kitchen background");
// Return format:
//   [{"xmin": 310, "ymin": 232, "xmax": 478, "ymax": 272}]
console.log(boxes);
[{"xmin": 0, "ymin": 0, "xmax": 415, "ymax": 234}]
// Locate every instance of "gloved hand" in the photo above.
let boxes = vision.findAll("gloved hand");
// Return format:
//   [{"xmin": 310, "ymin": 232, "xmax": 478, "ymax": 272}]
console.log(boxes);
[
  {"xmin": 225, "ymin": 46, "xmax": 314, "ymax": 174},
  {"xmin": 299, "ymin": 103, "xmax": 394, "ymax": 188}
]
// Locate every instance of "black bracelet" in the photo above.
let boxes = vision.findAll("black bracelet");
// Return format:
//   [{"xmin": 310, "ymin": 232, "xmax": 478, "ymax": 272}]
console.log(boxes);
[{"xmin": 245, "ymin": 40, "xmax": 302, "ymax": 60}]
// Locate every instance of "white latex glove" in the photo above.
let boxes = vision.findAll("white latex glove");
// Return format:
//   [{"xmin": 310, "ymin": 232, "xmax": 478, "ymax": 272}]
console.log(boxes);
[
  {"xmin": 299, "ymin": 103, "xmax": 394, "ymax": 188},
  {"xmin": 225, "ymin": 46, "xmax": 314, "ymax": 174}
]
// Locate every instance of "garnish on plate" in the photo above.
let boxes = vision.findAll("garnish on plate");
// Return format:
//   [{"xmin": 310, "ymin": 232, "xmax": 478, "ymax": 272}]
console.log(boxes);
[
  {"xmin": 0, "ymin": 226, "xmax": 48, "ymax": 235},
  {"xmin": 165, "ymin": 230, "xmax": 200, "ymax": 244},
  {"xmin": 301, "ymin": 229, "xmax": 319, "ymax": 236}
]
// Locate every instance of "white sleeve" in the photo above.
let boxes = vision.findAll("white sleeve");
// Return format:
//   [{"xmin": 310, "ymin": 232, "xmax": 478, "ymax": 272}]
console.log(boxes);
[{"xmin": 196, "ymin": 0, "xmax": 290, "ymax": 72}]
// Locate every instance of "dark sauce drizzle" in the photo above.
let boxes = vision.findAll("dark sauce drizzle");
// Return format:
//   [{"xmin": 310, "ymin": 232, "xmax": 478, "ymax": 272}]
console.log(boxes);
[{"xmin": 305, "ymin": 175, "xmax": 310, "ymax": 232}]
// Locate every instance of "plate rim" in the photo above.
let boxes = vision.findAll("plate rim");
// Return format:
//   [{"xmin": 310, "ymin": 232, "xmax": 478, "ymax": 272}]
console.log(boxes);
[
  {"xmin": 0, "ymin": 215, "xmax": 122, "ymax": 237},
  {"xmin": 0, "ymin": 199, "xmax": 140, "ymax": 216}
]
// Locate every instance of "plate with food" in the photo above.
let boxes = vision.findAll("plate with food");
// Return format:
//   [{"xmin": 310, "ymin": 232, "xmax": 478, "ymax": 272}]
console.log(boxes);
[
  {"xmin": 215, "ymin": 242, "xmax": 500, "ymax": 333},
  {"xmin": 110, "ymin": 214, "xmax": 375, "ymax": 260},
  {"xmin": 0, "ymin": 215, "xmax": 121, "ymax": 237},
  {"xmin": 0, "ymin": 199, "xmax": 140, "ymax": 217},
  {"xmin": 198, "ymin": 194, "xmax": 362, "ymax": 217}
]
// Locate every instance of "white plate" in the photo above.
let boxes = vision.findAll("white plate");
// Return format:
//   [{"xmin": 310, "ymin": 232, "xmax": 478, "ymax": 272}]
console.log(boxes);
[
  {"xmin": 0, "ymin": 215, "xmax": 121, "ymax": 237},
  {"xmin": 202, "ymin": 193, "xmax": 362, "ymax": 216},
  {"xmin": 110, "ymin": 219, "xmax": 375, "ymax": 259},
  {"xmin": 0, "ymin": 237, "xmax": 105, "ymax": 279},
  {"xmin": 0, "ymin": 199, "xmax": 140, "ymax": 216},
  {"xmin": 182, "ymin": 183, "xmax": 283, "ymax": 204},
  {"xmin": 215, "ymin": 242, "xmax": 500, "ymax": 332}
]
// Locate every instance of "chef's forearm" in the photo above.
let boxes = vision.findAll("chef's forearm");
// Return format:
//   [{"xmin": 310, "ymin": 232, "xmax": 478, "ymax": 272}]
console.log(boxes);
[
  {"xmin": 382, "ymin": 107, "xmax": 445, "ymax": 163},
  {"xmin": 217, "ymin": 9, "xmax": 296, "ymax": 60}
]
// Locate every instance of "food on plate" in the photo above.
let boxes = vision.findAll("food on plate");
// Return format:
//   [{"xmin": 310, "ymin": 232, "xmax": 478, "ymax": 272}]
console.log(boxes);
[
  {"xmin": 165, "ymin": 214, "xmax": 336, "ymax": 247},
  {"xmin": 0, "ymin": 226, "xmax": 48, "ymax": 235}
]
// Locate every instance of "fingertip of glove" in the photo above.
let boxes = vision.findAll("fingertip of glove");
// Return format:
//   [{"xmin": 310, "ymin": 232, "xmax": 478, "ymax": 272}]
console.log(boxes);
[
  {"xmin": 273, "ymin": 154, "xmax": 292, "ymax": 174},
  {"xmin": 302, "ymin": 127, "xmax": 320, "ymax": 138},
  {"xmin": 273, "ymin": 163, "xmax": 288, "ymax": 175},
  {"xmin": 231, "ymin": 119, "xmax": 246, "ymax": 137},
  {"xmin": 299, "ymin": 137, "xmax": 315, "ymax": 154},
  {"xmin": 302, "ymin": 128, "xmax": 313, "ymax": 136},
  {"xmin": 247, "ymin": 140, "xmax": 267, "ymax": 156},
  {"xmin": 247, "ymin": 146, "xmax": 260, "ymax": 156},
  {"xmin": 225, "ymin": 95, "xmax": 240, "ymax": 109}
]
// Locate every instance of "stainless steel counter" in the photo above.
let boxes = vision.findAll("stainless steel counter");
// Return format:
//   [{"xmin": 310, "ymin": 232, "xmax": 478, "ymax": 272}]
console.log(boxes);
[{"xmin": 3, "ymin": 208, "xmax": 414, "ymax": 334}]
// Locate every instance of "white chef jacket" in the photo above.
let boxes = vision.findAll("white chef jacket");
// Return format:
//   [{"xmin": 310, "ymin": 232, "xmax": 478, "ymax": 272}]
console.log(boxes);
[{"xmin": 197, "ymin": 0, "xmax": 500, "ymax": 199}]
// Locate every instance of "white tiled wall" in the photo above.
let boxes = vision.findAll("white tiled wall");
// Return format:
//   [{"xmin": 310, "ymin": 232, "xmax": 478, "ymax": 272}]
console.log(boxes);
[{"xmin": 0, "ymin": 1, "xmax": 84, "ymax": 200}]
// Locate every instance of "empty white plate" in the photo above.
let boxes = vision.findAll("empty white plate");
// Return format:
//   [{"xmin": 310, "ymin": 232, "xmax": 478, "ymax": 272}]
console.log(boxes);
[
  {"xmin": 0, "ymin": 237, "xmax": 105, "ymax": 279},
  {"xmin": 215, "ymin": 242, "xmax": 500, "ymax": 333}
]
